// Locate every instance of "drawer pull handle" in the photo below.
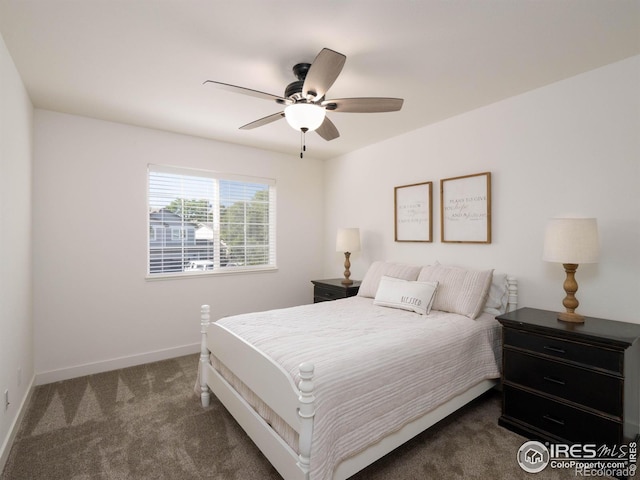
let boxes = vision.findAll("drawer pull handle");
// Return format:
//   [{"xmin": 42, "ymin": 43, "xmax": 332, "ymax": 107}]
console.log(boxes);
[
  {"xmin": 543, "ymin": 345, "xmax": 566, "ymax": 354},
  {"xmin": 543, "ymin": 376, "xmax": 566, "ymax": 386},
  {"xmin": 543, "ymin": 414, "xmax": 565, "ymax": 426}
]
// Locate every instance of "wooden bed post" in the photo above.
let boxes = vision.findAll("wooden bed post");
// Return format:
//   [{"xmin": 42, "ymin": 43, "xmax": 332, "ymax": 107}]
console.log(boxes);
[
  {"xmin": 200, "ymin": 304, "xmax": 211, "ymax": 408},
  {"xmin": 507, "ymin": 276, "xmax": 518, "ymax": 312},
  {"xmin": 297, "ymin": 362, "xmax": 315, "ymax": 477}
]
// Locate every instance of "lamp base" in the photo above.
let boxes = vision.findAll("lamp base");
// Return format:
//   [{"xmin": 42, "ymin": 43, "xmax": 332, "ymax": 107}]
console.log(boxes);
[
  {"xmin": 557, "ymin": 311, "xmax": 585, "ymax": 323},
  {"xmin": 342, "ymin": 251, "xmax": 352, "ymax": 286},
  {"xmin": 557, "ymin": 263, "xmax": 585, "ymax": 323}
]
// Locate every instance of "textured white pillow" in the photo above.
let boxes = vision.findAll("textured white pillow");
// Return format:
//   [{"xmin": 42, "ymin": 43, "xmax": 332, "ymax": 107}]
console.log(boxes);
[
  {"xmin": 417, "ymin": 264, "xmax": 493, "ymax": 319},
  {"xmin": 358, "ymin": 261, "xmax": 422, "ymax": 298},
  {"xmin": 373, "ymin": 276, "xmax": 438, "ymax": 315}
]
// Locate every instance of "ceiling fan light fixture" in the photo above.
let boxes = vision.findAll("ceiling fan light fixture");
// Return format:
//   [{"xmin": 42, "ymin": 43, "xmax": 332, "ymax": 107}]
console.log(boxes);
[{"xmin": 284, "ymin": 103, "xmax": 325, "ymax": 132}]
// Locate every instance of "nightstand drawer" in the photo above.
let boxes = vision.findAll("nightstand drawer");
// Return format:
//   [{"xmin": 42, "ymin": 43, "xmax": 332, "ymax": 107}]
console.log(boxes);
[
  {"xmin": 503, "ymin": 350, "xmax": 622, "ymax": 416},
  {"xmin": 504, "ymin": 386, "xmax": 622, "ymax": 445},
  {"xmin": 312, "ymin": 279, "xmax": 360, "ymax": 303},
  {"xmin": 314, "ymin": 286, "xmax": 343, "ymax": 302},
  {"xmin": 504, "ymin": 328, "xmax": 623, "ymax": 374}
]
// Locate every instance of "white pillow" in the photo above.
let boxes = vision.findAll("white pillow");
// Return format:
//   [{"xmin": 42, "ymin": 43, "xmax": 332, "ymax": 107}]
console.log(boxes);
[
  {"xmin": 373, "ymin": 276, "xmax": 438, "ymax": 315},
  {"xmin": 417, "ymin": 264, "xmax": 493, "ymax": 319},
  {"xmin": 358, "ymin": 261, "xmax": 422, "ymax": 298}
]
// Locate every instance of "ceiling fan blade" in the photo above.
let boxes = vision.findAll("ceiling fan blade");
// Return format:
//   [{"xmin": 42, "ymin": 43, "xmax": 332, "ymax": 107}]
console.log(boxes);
[
  {"xmin": 322, "ymin": 97, "xmax": 404, "ymax": 113},
  {"xmin": 239, "ymin": 112, "xmax": 285, "ymax": 130},
  {"xmin": 302, "ymin": 48, "xmax": 346, "ymax": 101},
  {"xmin": 204, "ymin": 80, "xmax": 290, "ymax": 104},
  {"xmin": 315, "ymin": 116, "xmax": 340, "ymax": 141}
]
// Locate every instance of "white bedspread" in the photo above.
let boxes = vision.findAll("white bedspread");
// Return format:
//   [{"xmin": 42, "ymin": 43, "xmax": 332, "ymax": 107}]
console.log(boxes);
[{"xmin": 214, "ymin": 296, "xmax": 501, "ymax": 480}]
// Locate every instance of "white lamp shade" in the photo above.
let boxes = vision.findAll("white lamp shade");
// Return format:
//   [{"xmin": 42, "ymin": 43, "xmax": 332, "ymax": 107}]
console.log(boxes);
[
  {"xmin": 284, "ymin": 103, "xmax": 325, "ymax": 131},
  {"xmin": 543, "ymin": 218, "xmax": 599, "ymax": 264},
  {"xmin": 336, "ymin": 228, "xmax": 361, "ymax": 253}
]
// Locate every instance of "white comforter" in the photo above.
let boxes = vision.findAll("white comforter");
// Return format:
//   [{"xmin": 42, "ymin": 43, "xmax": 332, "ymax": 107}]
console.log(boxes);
[{"xmin": 214, "ymin": 296, "xmax": 501, "ymax": 480}]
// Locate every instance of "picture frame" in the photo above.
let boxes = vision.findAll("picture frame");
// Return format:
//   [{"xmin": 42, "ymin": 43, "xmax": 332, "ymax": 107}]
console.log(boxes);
[
  {"xmin": 440, "ymin": 172, "xmax": 491, "ymax": 243},
  {"xmin": 394, "ymin": 181, "xmax": 433, "ymax": 242}
]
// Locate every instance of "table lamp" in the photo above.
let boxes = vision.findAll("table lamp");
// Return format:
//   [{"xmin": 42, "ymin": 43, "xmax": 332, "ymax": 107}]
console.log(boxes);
[
  {"xmin": 543, "ymin": 217, "xmax": 599, "ymax": 323},
  {"xmin": 336, "ymin": 228, "xmax": 360, "ymax": 285}
]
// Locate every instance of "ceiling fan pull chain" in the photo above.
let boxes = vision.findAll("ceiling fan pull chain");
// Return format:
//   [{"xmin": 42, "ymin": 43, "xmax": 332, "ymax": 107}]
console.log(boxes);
[{"xmin": 300, "ymin": 127, "xmax": 309, "ymax": 158}]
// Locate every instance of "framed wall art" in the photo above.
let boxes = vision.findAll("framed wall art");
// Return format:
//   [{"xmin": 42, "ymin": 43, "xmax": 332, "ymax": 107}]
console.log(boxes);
[
  {"xmin": 394, "ymin": 181, "xmax": 433, "ymax": 242},
  {"xmin": 440, "ymin": 172, "xmax": 491, "ymax": 243}
]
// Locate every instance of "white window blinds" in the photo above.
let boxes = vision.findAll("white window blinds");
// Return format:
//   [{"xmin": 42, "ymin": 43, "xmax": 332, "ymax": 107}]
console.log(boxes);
[{"xmin": 147, "ymin": 164, "xmax": 276, "ymax": 277}]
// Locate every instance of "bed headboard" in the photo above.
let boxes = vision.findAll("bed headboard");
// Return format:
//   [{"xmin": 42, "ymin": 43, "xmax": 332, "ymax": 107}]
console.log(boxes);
[
  {"xmin": 505, "ymin": 276, "xmax": 518, "ymax": 313},
  {"xmin": 484, "ymin": 273, "xmax": 517, "ymax": 316}
]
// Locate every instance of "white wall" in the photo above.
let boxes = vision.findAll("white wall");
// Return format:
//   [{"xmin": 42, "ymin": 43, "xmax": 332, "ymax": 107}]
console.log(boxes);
[
  {"xmin": 19, "ymin": 52, "xmax": 640, "ymax": 388},
  {"xmin": 324, "ymin": 56, "xmax": 640, "ymax": 323},
  {"xmin": 0, "ymin": 33, "xmax": 33, "ymax": 467},
  {"xmin": 33, "ymin": 112, "xmax": 324, "ymax": 383}
]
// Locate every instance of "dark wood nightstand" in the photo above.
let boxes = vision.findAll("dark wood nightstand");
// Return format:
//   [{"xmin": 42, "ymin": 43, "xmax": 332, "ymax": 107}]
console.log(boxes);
[
  {"xmin": 311, "ymin": 278, "xmax": 361, "ymax": 303},
  {"xmin": 496, "ymin": 307, "xmax": 640, "ymax": 446}
]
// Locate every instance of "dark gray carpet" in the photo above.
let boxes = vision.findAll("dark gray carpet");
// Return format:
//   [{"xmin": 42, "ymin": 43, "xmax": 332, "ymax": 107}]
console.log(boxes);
[{"xmin": 1, "ymin": 354, "xmax": 610, "ymax": 479}]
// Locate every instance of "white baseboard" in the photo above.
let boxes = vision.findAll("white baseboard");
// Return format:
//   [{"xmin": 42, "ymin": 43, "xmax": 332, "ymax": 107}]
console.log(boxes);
[
  {"xmin": 0, "ymin": 374, "xmax": 35, "ymax": 474},
  {"xmin": 35, "ymin": 343, "xmax": 200, "ymax": 386}
]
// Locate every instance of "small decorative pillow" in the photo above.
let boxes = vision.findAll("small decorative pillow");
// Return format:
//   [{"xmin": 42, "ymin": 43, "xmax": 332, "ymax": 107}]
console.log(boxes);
[
  {"xmin": 358, "ymin": 261, "xmax": 422, "ymax": 298},
  {"xmin": 373, "ymin": 276, "xmax": 438, "ymax": 315},
  {"xmin": 417, "ymin": 264, "xmax": 493, "ymax": 319}
]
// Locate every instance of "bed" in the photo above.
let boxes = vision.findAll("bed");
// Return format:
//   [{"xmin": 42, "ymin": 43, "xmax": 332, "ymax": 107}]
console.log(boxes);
[{"xmin": 198, "ymin": 261, "xmax": 518, "ymax": 480}]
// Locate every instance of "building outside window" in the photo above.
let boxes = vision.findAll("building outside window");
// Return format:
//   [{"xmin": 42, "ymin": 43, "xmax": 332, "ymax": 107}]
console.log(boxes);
[{"xmin": 147, "ymin": 164, "xmax": 276, "ymax": 277}]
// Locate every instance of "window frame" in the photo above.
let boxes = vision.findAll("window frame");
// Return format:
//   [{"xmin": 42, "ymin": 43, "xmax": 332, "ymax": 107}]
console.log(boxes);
[
  {"xmin": 171, "ymin": 226, "xmax": 187, "ymax": 241},
  {"xmin": 146, "ymin": 164, "xmax": 277, "ymax": 279}
]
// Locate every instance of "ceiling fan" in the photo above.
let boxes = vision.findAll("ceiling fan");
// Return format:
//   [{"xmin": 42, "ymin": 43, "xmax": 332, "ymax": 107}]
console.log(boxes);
[{"xmin": 204, "ymin": 48, "xmax": 404, "ymax": 157}]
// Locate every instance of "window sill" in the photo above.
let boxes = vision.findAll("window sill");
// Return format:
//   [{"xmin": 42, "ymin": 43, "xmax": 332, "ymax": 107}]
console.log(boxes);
[{"xmin": 145, "ymin": 265, "xmax": 278, "ymax": 281}]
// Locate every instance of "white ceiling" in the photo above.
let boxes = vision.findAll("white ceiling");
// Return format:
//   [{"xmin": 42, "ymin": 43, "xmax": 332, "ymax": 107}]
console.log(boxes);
[{"xmin": 1, "ymin": 0, "xmax": 638, "ymax": 160}]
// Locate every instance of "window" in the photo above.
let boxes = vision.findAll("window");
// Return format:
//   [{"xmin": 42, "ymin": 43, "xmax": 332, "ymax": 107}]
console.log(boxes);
[
  {"xmin": 171, "ymin": 227, "xmax": 187, "ymax": 241},
  {"xmin": 147, "ymin": 164, "xmax": 276, "ymax": 277}
]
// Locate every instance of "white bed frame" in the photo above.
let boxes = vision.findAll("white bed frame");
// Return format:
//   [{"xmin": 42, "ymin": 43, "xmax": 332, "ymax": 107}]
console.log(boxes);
[{"xmin": 199, "ymin": 276, "xmax": 517, "ymax": 480}]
